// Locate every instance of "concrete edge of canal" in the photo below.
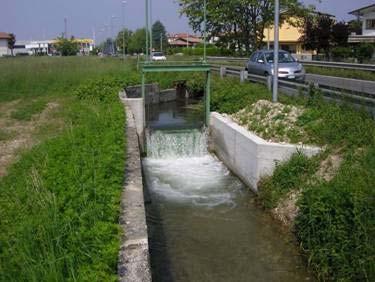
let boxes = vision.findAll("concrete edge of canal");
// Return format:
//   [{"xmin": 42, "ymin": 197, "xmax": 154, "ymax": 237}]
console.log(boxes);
[
  {"xmin": 118, "ymin": 95, "xmax": 152, "ymax": 282},
  {"xmin": 209, "ymin": 112, "xmax": 322, "ymax": 192}
]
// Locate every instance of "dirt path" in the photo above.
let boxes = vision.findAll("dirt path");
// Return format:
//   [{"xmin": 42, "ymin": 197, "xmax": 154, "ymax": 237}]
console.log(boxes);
[{"xmin": 0, "ymin": 101, "xmax": 60, "ymax": 177}]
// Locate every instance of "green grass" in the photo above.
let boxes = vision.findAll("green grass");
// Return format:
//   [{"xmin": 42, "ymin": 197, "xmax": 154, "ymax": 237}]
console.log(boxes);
[
  {"xmin": 0, "ymin": 57, "xmax": 138, "ymax": 281},
  {"xmin": 0, "ymin": 56, "xmax": 130, "ymax": 102},
  {"xmin": 296, "ymin": 147, "xmax": 375, "ymax": 281},
  {"xmin": 305, "ymin": 66, "xmax": 375, "ymax": 81},
  {"xmin": 10, "ymin": 99, "xmax": 47, "ymax": 121}
]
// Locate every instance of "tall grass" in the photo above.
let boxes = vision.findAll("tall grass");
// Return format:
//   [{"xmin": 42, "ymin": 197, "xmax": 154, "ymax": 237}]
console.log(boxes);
[
  {"xmin": 305, "ymin": 65, "xmax": 375, "ymax": 81},
  {"xmin": 0, "ymin": 56, "xmax": 130, "ymax": 101},
  {"xmin": 0, "ymin": 57, "xmax": 138, "ymax": 281}
]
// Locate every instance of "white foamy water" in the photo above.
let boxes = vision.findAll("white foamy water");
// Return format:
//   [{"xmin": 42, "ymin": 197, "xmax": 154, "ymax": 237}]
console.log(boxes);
[{"xmin": 143, "ymin": 130, "xmax": 243, "ymax": 207}]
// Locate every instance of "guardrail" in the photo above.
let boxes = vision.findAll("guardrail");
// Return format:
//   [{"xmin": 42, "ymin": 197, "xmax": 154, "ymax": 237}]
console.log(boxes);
[
  {"xmin": 207, "ymin": 56, "xmax": 375, "ymax": 72},
  {"xmin": 211, "ymin": 65, "xmax": 375, "ymax": 113}
]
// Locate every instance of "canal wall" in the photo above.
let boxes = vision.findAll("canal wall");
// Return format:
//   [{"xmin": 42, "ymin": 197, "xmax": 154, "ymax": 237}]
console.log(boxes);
[
  {"xmin": 209, "ymin": 112, "xmax": 321, "ymax": 192},
  {"xmin": 117, "ymin": 102, "xmax": 152, "ymax": 282}
]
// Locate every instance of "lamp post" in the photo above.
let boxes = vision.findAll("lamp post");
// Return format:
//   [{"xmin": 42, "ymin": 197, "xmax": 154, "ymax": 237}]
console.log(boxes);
[
  {"xmin": 203, "ymin": 0, "xmax": 207, "ymax": 62},
  {"xmin": 272, "ymin": 0, "xmax": 280, "ymax": 103},
  {"xmin": 150, "ymin": 0, "xmax": 153, "ymax": 56},
  {"xmin": 110, "ymin": 16, "xmax": 118, "ymax": 55},
  {"xmin": 122, "ymin": 1, "xmax": 127, "ymax": 59},
  {"xmin": 145, "ymin": 0, "xmax": 149, "ymax": 61}
]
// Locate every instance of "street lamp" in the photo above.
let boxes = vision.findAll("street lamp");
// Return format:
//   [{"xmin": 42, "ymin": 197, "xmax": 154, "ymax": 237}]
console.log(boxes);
[
  {"xmin": 122, "ymin": 1, "xmax": 127, "ymax": 59},
  {"xmin": 110, "ymin": 16, "xmax": 118, "ymax": 55},
  {"xmin": 273, "ymin": 0, "xmax": 280, "ymax": 103}
]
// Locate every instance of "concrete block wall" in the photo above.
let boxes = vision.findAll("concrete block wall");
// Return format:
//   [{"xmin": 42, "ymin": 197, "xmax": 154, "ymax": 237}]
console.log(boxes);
[
  {"xmin": 118, "ymin": 103, "xmax": 151, "ymax": 282},
  {"xmin": 209, "ymin": 112, "xmax": 321, "ymax": 192},
  {"xmin": 119, "ymin": 91, "xmax": 145, "ymax": 152},
  {"xmin": 159, "ymin": 89, "xmax": 177, "ymax": 103}
]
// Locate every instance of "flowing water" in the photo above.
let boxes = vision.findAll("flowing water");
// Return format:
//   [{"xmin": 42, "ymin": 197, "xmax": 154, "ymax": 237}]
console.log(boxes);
[{"xmin": 143, "ymin": 102, "xmax": 313, "ymax": 282}]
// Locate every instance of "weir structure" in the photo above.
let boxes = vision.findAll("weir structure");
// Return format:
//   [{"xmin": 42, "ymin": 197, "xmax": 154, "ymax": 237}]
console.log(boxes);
[{"xmin": 140, "ymin": 0, "xmax": 211, "ymax": 125}]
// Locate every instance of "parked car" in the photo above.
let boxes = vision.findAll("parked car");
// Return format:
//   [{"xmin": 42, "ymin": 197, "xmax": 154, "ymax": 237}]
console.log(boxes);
[
  {"xmin": 152, "ymin": 51, "xmax": 167, "ymax": 61},
  {"xmin": 246, "ymin": 50, "xmax": 305, "ymax": 81}
]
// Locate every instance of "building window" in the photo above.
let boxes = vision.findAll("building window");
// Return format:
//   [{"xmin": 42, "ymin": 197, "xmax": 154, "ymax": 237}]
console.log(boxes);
[{"xmin": 366, "ymin": 19, "xmax": 375, "ymax": 30}]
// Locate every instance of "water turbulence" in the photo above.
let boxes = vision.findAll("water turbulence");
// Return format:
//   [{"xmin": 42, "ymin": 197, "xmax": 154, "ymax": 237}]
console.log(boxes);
[{"xmin": 143, "ymin": 110, "xmax": 313, "ymax": 281}]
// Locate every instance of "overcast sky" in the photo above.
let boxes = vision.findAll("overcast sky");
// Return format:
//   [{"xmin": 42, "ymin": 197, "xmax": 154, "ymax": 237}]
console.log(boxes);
[{"xmin": 1, "ymin": 0, "xmax": 374, "ymax": 42}]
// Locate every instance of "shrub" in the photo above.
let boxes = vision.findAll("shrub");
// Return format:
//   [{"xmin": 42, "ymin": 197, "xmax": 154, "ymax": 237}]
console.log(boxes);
[
  {"xmin": 331, "ymin": 46, "xmax": 353, "ymax": 60},
  {"xmin": 74, "ymin": 74, "xmax": 140, "ymax": 102},
  {"xmin": 211, "ymin": 77, "xmax": 270, "ymax": 114},
  {"xmin": 355, "ymin": 43, "xmax": 375, "ymax": 63}
]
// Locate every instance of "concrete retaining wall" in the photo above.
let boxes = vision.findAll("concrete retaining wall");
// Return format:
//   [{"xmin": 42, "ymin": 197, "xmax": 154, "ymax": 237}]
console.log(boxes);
[
  {"xmin": 118, "ymin": 103, "xmax": 151, "ymax": 282},
  {"xmin": 209, "ymin": 112, "xmax": 321, "ymax": 191}
]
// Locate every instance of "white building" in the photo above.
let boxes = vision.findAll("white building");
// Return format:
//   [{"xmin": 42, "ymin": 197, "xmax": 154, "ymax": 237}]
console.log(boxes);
[
  {"xmin": 0, "ymin": 32, "xmax": 11, "ymax": 56},
  {"xmin": 349, "ymin": 4, "xmax": 375, "ymax": 43}
]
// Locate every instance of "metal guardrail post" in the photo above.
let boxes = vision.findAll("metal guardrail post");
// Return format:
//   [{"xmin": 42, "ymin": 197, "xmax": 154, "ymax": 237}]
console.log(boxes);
[
  {"xmin": 240, "ymin": 70, "xmax": 247, "ymax": 84},
  {"xmin": 220, "ymin": 66, "xmax": 227, "ymax": 78}
]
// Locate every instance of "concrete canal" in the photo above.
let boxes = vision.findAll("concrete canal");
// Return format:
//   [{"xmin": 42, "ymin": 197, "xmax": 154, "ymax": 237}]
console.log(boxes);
[{"xmin": 142, "ymin": 101, "xmax": 314, "ymax": 282}]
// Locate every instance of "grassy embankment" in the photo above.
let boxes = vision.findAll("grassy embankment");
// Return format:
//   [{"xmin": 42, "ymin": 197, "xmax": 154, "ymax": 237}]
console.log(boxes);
[
  {"xmin": 209, "ymin": 75, "xmax": 374, "ymax": 281},
  {"xmin": 0, "ymin": 57, "xmax": 139, "ymax": 281}
]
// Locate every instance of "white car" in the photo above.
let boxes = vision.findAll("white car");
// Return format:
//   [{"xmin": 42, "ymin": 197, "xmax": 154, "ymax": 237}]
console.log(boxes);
[{"xmin": 152, "ymin": 52, "xmax": 167, "ymax": 61}]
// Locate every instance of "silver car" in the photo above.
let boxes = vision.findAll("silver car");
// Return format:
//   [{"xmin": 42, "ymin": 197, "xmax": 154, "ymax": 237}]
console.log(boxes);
[{"xmin": 246, "ymin": 50, "xmax": 305, "ymax": 81}]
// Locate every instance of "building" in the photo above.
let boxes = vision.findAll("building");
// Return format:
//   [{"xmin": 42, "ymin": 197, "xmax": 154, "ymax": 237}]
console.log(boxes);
[
  {"xmin": 14, "ymin": 40, "xmax": 55, "ymax": 56},
  {"xmin": 74, "ymin": 38, "xmax": 94, "ymax": 55},
  {"xmin": 263, "ymin": 18, "xmax": 307, "ymax": 55},
  {"xmin": 168, "ymin": 33, "xmax": 203, "ymax": 48},
  {"xmin": 0, "ymin": 32, "xmax": 11, "ymax": 57},
  {"xmin": 263, "ymin": 12, "xmax": 335, "ymax": 59},
  {"xmin": 348, "ymin": 4, "xmax": 375, "ymax": 43},
  {"xmin": 13, "ymin": 38, "xmax": 94, "ymax": 56}
]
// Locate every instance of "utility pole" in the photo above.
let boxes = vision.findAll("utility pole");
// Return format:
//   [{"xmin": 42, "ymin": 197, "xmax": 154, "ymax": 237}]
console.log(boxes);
[
  {"xmin": 203, "ymin": 0, "xmax": 207, "ymax": 62},
  {"xmin": 273, "ymin": 0, "xmax": 280, "ymax": 103},
  {"xmin": 149, "ymin": 0, "xmax": 153, "ymax": 56},
  {"xmin": 110, "ymin": 16, "xmax": 118, "ymax": 55},
  {"xmin": 160, "ymin": 33, "xmax": 163, "ymax": 52},
  {"xmin": 122, "ymin": 1, "xmax": 127, "ymax": 59},
  {"xmin": 145, "ymin": 0, "xmax": 149, "ymax": 61},
  {"xmin": 64, "ymin": 18, "xmax": 67, "ymax": 39}
]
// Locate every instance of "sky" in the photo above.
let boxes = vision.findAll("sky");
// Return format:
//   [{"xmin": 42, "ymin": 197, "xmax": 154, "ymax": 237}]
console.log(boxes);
[{"xmin": 1, "ymin": 0, "xmax": 374, "ymax": 42}]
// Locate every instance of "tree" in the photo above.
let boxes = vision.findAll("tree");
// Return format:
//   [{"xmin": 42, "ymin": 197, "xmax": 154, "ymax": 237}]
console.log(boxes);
[
  {"xmin": 178, "ymin": 0, "xmax": 305, "ymax": 55},
  {"xmin": 116, "ymin": 28, "xmax": 133, "ymax": 54},
  {"xmin": 128, "ymin": 28, "xmax": 147, "ymax": 54},
  {"xmin": 315, "ymin": 14, "xmax": 335, "ymax": 57},
  {"xmin": 331, "ymin": 22, "xmax": 349, "ymax": 47},
  {"xmin": 55, "ymin": 37, "xmax": 79, "ymax": 56},
  {"xmin": 7, "ymin": 33, "xmax": 16, "ymax": 56},
  {"xmin": 300, "ymin": 13, "xmax": 335, "ymax": 57},
  {"xmin": 300, "ymin": 15, "xmax": 318, "ymax": 52},
  {"xmin": 152, "ymin": 20, "xmax": 168, "ymax": 51}
]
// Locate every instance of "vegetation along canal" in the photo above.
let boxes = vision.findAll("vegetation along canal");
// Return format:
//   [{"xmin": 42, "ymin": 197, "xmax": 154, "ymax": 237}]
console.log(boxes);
[{"xmin": 142, "ymin": 100, "xmax": 314, "ymax": 281}]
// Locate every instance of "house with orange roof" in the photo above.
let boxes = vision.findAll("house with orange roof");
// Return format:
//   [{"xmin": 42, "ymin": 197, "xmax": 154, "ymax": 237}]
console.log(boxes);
[{"xmin": 168, "ymin": 33, "xmax": 203, "ymax": 48}]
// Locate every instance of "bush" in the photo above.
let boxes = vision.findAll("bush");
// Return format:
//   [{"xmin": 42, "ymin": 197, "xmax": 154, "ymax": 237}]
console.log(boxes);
[
  {"xmin": 355, "ymin": 43, "xmax": 375, "ymax": 63},
  {"xmin": 74, "ymin": 73, "xmax": 140, "ymax": 102},
  {"xmin": 331, "ymin": 46, "xmax": 353, "ymax": 60},
  {"xmin": 211, "ymin": 77, "xmax": 270, "ymax": 114}
]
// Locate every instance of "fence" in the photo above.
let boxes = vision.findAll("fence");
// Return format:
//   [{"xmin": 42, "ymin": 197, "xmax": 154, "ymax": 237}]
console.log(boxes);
[{"xmin": 211, "ymin": 65, "xmax": 375, "ymax": 115}]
